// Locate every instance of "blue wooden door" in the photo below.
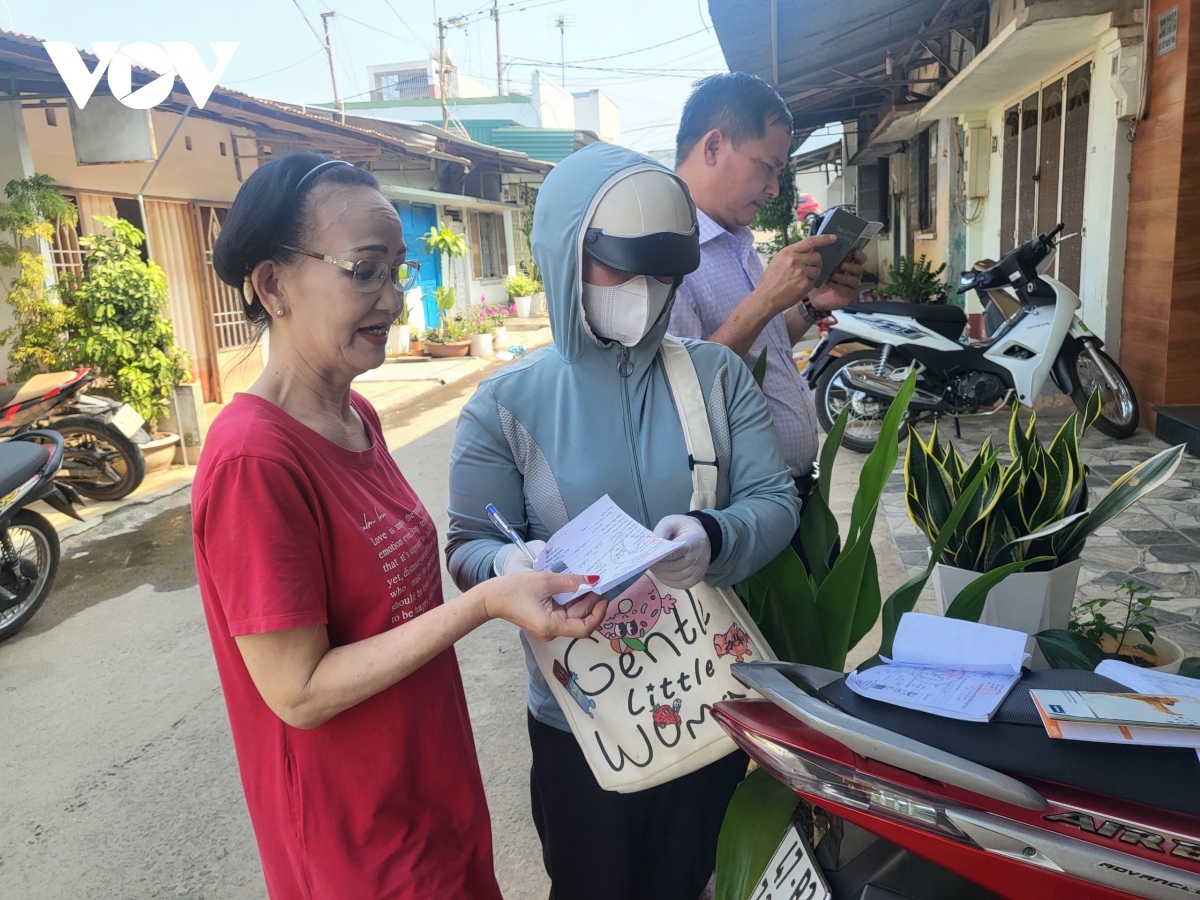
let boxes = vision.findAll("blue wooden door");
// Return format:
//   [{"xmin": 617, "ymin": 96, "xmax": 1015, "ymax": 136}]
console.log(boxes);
[{"xmin": 394, "ymin": 202, "xmax": 442, "ymax": 328}]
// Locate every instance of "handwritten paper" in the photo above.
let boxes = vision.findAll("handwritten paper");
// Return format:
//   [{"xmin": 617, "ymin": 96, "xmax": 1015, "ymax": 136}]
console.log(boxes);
[
  {"xmin": 847, "ymin": 613, "xmax": 1028, "ymax": 721},
  {"xmin": 847, "ymin": 665, "xmax": 1023, "ymax": 722},
  {"xmin": 535, "ymin": 495, "xmax": 684, "ymax": 604}
]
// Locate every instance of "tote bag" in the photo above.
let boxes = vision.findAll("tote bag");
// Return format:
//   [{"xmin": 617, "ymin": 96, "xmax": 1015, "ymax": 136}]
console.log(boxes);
[{"xmin": 527, "ymin": 335, "xmax": 774, "ymax": 792}]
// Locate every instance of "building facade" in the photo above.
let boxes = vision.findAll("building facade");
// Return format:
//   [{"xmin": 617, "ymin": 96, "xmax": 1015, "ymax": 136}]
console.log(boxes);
[{"xmin": 0, "ymin": 31, "xmax": 549, "ymax": 409}]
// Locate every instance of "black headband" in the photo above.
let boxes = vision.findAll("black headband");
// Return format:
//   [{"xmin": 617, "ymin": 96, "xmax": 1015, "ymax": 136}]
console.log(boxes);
[{"xmin": 297, "ymin": 159, "xmax": 353, "ymax": 189}]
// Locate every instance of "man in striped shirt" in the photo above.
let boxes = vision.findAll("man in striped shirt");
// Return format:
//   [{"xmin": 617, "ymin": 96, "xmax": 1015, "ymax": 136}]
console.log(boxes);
[{"xmin": 670, "ymin": 73, "xmax": 865, "ymax": 492}]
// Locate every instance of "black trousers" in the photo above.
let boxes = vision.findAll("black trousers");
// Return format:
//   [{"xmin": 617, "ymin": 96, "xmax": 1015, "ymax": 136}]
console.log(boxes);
[{"xmin": 527, "ymin": 713, "xmax": 749, "ymax": 900}]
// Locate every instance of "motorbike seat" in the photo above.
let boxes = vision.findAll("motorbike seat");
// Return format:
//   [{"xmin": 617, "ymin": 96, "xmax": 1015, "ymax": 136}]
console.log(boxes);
[
  {"xmin": 819, "ymin": 668, "xmax": 1200, "ymax": 818},
  {"xmin": 844, "ymin": 301, "xmax": 967, "ymax": 341},
  {"xmin": 0, "ymin": 441, "xmax": 49, "ymax": 498},
  {"xmin": 0, "ymin": 371, "xmax": 84, "ymax": 410}
]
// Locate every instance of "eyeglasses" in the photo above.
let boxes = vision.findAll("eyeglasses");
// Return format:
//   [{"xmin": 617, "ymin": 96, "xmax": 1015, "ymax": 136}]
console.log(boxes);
[{"xmin": 281, "ymin": 245, "xmax": 420, "ymax": 293}]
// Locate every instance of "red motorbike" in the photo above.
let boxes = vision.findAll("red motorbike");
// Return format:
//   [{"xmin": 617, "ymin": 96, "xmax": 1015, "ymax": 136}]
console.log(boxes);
[
  {"xmin": 0, "ymin": 369, "xmax": 147, "ymax": 500},
  {"xmin": 715, "ymin": 661, "xmax": 1200, "ymax": 900}
]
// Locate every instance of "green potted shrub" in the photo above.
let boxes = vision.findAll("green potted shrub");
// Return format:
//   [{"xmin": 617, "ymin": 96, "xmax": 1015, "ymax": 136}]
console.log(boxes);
[
  {"xmin": 717, "ymin": 373, "xmax": 1036, "ymax": 900},
  {"xmin": 424, "ymin": 290, "xmax": 470, "ymax": 358},
  {"xmin": 1036, "ymin": 580, "xmax": 1188, "ymax": 673},
  {"xmin": 905, "ymin": 397, "xmax": 1185, "ymax": 641},
  {"xmin": 506, "ymin": 273, "xmax": 538, "ymax": 318},
  {"xmin": 880, "ymin": 254, "xmax": 950, "ymax": 304},
  {"xmin": 0, "ymin": 174, "xmax": 80, "ymax": 379},
  {"xmin": 66, "ymin": 215, "xmax": 189, "ymax": 472}
]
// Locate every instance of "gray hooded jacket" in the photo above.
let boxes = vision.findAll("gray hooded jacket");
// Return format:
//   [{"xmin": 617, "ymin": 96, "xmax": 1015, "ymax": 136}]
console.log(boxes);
[{"xmin": 446, "ymin": 143, "xmax": 800, "ymax": 731}]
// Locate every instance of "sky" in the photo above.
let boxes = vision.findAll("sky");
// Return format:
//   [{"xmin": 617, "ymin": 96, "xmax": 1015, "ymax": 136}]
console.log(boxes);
[{"xmin": 9, "ymin": 0, "xmax": 738, "ymax": 158}]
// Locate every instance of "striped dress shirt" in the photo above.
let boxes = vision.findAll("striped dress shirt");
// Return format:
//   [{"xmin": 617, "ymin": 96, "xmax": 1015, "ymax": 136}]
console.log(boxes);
[{"xmin": 668, "ymin": 209, "xmax": 821, "ymax": 477}]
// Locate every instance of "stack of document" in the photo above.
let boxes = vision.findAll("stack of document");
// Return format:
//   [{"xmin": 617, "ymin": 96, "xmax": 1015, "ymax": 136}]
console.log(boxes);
[
  {"xmin": 1030, "ymin": 689, "xmax": 1200, "ymax": 749},
  {"xmin": 1094, "ymin": 658, "xmax": 1200, "ymax": 701},
  {"xmin": 534, "ymin": 495, "xmax": 685, "ymax": 604},
  {"xmin": 845, "ymin": 613, "xmax": 1030, "ymax": 722}
]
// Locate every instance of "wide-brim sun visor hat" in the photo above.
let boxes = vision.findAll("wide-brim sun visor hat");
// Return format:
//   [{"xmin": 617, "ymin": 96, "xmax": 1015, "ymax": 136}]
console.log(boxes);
[{"xmin": 582, "ymin": 169, "xmax": 701, "ymax": 278}]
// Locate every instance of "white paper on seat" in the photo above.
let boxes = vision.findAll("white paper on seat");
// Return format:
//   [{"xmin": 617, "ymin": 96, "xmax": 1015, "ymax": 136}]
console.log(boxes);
[
  {"xmin": 846, "ymin": 613, "xmax": 1030, "ymax": 722},
  {"xmin": 889, "ymin": 612, "xmax": 1032, "ymax": 675}
]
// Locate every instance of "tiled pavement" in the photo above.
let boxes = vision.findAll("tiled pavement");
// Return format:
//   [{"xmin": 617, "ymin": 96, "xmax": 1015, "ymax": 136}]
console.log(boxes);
[{"xmin": 875, "ymin": 413, "xmax": 1200, "ymax": 661}]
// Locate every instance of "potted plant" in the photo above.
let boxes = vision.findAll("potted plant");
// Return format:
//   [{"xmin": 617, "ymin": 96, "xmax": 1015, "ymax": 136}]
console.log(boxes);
[
  {"xmin": 466, "ymin": 309, "xmax": 494, "ymax": 358},
  {"xmin": 66, "ymin": 216, "xmax": 190, "ymax": 474},
  {"xmin": 506, "ymin": 273, "xmax": 538, "ymax": 318},
  {"xmin": 904, "ymin": 396, "xmax": 1186, "ymax": 640},
  {"xmin": 718, "ymin": 373, "xmax": 1032, "ymax": 899},
  {"xmin": 484, "ymin": 301, "xmax": 511, "ymax": 348},
  {"xmin": 1035, "ymin": 581, "xmax": 1186, "ymax": 673},
  {"xmin": 880, "ymin": 255, "xmax": 950, "ymax": 304},
  {"xmin": 0, "ymin": 174, "xmax": 80, "ymax": 379},
  {"xmin": 388, "ymin": 298, "xmax": 412, "ymax": 358},
  {"xmin": 424, "ymin": 304, "xmax": 471, "ymax": 358}
]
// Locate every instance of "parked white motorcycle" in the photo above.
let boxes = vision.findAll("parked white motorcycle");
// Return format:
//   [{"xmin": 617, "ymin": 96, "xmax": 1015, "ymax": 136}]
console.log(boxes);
[{"xmin": 804, "ymin": 223, "xmax": 1139, "ymax": 452}]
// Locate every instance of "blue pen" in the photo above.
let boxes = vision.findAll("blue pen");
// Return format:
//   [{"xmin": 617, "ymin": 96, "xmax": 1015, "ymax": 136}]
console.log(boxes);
[{"xmin": 486, "ymin": 504, "xmax": 538, "ymax": 563}]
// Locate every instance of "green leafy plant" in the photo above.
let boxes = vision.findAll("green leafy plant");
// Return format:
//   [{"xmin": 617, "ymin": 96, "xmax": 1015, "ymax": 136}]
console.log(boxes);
[
  {"xmin": 506, "ymin": 273, "xmax": 538, "ymax": 298},
  {"xmin": 1070, "ymin": 581, "xmax": 1170, "ymax": 660},
  {"xmin": 1036, "ymin": 581, "xmax": 1200, "ymax": 672},
  {"xmin": 423, "ymin": 315, "xmax": 469, "ymax": 343},
  {"xmin": 718, "ymin": 373, "xmax": 1043, "ymax": 900},
  {"xmin": 714, "ymin": 768, "xmax": 799, "ymax": 900},
  {"xmin": 751, "ymin": 162, "xmax": 797, "ymax": 250},
  {"xmin": 65, "ymin": 216, "xmax": 189, "ymax": 429},
  {"xmin": 0, "ymin": 175, "xmax": 80, "ymax": 379},
  {"xmin": 905, "ymin": 396, "xmax": 1186, "ymax": 574},
  {"xmin": 882, "ymin": 254, "xmax": 949, "ymax": 304},
  {"xmin": 422, "ymin": 221, "xmax": 468, "ymax": 259}
]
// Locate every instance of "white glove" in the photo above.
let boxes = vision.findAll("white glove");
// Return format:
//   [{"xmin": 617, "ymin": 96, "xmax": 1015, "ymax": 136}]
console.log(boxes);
[
  {"xmin": 493, "ymin": 540, "xmax": 546, "ymax": 577},
  {"xmin": 649, "ymin": 515, "xmax": 710, "ymax": 589}
]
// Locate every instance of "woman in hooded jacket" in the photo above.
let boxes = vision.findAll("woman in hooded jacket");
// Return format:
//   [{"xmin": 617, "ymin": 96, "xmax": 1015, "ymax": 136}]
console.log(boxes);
[{"xmin": 446, "ymin": 143, "xmax": 800, "ymax": 899}]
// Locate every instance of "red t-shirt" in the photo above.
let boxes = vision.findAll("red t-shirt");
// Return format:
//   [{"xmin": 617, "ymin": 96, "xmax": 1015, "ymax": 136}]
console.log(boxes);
[{"xmin": 192, "ymin": 392, "xmax": 501, "ymax": 900}]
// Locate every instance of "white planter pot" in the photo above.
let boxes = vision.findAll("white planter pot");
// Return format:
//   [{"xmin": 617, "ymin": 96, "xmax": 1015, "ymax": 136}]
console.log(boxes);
[
  {"xmin": 469, "ymin": 332, "xmax": 494, "ymax": 357},
  {"xmin": 534, "ymin": 290, "xmax": 547, "ymax": 315},
  {"xmin": 1099, "ymin": 632, "xmax": 1185, "ymax": 674},
  {"xmin": 492, "ymin": 325, "xmax": 508, "ymax": 348},
  {"xmin": 514, "ymin": 295, "xmax": 533, "ymax": 318},
  {"xmin": 932, "ymin": 559, "xmax": 1083, "ymax": 637},
  {"xmin": 387, "ymin": 323, "xmax": 411, "ymax": 358}
]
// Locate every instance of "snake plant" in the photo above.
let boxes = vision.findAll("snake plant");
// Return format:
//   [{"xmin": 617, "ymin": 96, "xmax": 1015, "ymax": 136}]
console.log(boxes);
[{"xmin": 906, "ymin": 393, "xmax": 1186, "ymax": 574}]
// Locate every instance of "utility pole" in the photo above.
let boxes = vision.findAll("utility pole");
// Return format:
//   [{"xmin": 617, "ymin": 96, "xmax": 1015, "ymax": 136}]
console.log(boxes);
[
  {"xmin": 436, "ymin": 17, "xmax": 449, "ymax": 129},
  {"xmin": 320, "ymin": 11, "xmax": 344, "ymax": 123},
  {"xmin": 491, "ymin": 0, "xmax": 503, "ymax": 95}
]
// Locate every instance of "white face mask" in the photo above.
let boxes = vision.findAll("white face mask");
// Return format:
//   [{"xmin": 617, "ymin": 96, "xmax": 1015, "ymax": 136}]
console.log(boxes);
[{"xmin": 581, "ymin": 275, "xmax": 673, "ymax": 347}]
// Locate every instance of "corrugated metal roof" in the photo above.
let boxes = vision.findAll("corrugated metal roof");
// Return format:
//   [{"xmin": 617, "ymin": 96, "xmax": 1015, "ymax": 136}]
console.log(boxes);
[
  {"xmin": 487, "ymin": 127, "xmax": 578, "ymax": 163},
  {"xmin": 707, "ymin": 0, "xmax": 984, "ymax": 134}
]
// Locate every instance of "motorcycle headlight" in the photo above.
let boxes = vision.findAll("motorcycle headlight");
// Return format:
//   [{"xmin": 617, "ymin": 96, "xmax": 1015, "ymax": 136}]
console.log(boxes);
[{"xmin": 734, "ymin": 729, "xmax": 972, "ymax": 844}]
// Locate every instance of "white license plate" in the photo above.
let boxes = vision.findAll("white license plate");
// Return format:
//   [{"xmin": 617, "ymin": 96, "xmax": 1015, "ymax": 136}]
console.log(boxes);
[
  {"xmin": 749, "ymin": 824, "xmax": 832, "ymax": 900},
  {"xmin": 109, "ymin": 403, "xmax": 145, "ymax": 438}
]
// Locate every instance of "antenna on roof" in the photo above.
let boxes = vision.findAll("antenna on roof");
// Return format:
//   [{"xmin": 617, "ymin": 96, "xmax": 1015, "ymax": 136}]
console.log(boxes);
[{"xmin": 547, "ymin": 14, "xmax": 575, "ymax": 88}]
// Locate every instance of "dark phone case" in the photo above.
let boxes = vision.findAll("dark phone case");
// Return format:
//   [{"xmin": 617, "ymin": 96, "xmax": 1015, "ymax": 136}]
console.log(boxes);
[{"xmin": 814, "ymin": 209, "xmax": 871, "ymax": 288}]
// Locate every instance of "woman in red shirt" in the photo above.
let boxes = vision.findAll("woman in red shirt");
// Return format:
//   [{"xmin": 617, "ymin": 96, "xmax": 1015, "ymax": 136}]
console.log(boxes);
[{"xmin": 192, "ymin": 153, "xmax": 606, "ymax": 900}]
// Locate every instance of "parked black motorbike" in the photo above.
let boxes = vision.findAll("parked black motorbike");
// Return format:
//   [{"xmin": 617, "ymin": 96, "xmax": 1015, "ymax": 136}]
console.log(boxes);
[
  {"xmin": 0, "ymin": 368, "xmax": 147, "ymax": 500},
  {"xmin": 0, "ymin": 430, "xmax": 83, "ymax": 641}
]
